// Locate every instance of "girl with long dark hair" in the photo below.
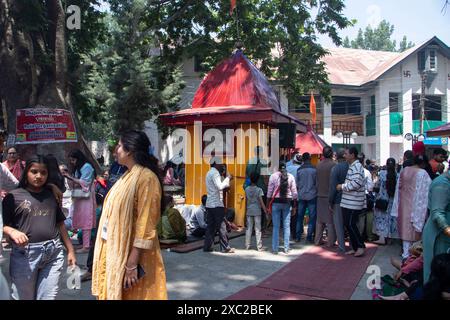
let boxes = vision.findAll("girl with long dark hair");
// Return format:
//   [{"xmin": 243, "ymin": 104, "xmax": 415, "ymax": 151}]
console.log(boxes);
[
  {"xmin": 2, "ymin": 156, "xmax": 76, "ymax": 300},
  {"xmin": 373, "ymin": 158, "xmax": 398, "ymax": 245},
  {"xmin": 92, "ymin": 130, "xmax": 167, "ymax": 300},
  {"xmin": 63, "ymin": 149, "xmax": 97, "ymax": 253},
  {"xmin": 267, "ymin": 162, "xmax": 297, "ymax": 254}
]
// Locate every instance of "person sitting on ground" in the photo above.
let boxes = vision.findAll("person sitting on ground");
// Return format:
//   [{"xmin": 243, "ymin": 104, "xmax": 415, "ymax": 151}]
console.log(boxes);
[
  {"xmin": 188, "ymin": 195, "xmax": 208, "ymax": 238},
  {"xmin": 391, "ymin": 241, "xmax": 424, "ymax": 284},
  {"xmin": 157, "ymin": 195, "xmax": 187, "ymax": 243},
  {"xmin": 378, "ymin": 241, "xmax": 424, "ymax": 300},
  {"xmin": 224, "ymin": 208, "xmax": 242, "ymax": 232},
  {"xmin": 245, "ymin": 172, "xmax": 268, "ymax": 251},
  {"xmin": 380, "ymin": 253, "xmax": 450, "ymax": 300}
]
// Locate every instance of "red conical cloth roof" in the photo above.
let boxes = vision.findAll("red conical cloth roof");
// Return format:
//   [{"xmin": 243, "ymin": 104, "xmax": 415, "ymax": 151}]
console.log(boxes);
[
  {"xmin": 192, "ymin": 50, "xmax": 280, "ymax": 111},
  {"xmin": 427, "ymin": 122, "xmax": 450, "ymax": 137},
  {"xmin": 295, "ymin": 127, "xmax": 328, "ymax": 155}
]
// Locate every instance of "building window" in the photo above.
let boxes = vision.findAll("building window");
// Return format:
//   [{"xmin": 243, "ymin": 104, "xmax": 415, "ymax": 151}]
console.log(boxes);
[
  {"xmin": 429, "ymin": 50, "xmax": 437, "ymax": 71},
  {"xmin": 418, "ymin": 49, "xmax": 438, "ymax": 73},
  {"xmin": 194, "ymin": 55, "xmax": 206, "ymax": 72},
  {"xmin": 412, "ymin": 95, "xmax": 442, "ymax": 121},
  {"xmin": 288, "ymin": 95, "xmax": 321, "ymax": 113},
  {"xmin": 331, "ymin": 96, "xmax": 361, "ymax": 115},
  {"xmin": 370, "ymin": 95, "xmax": 375, "ymax": 115},
  {"xmin": 389, "ymin": 93, "xmax": 400, "ymax": 113}
]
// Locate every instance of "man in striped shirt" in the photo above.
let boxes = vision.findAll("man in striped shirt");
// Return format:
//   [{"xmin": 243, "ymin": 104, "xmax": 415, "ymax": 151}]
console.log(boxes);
[{"xmin": 336, "ymin": 147, "xmax": 366, "ymax": 257}]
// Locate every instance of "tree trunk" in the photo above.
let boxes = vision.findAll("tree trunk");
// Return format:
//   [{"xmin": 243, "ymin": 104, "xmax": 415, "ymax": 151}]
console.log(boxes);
[{"xmin": 0, "ymin": 0, "xmax": 101, "ymax": 172}]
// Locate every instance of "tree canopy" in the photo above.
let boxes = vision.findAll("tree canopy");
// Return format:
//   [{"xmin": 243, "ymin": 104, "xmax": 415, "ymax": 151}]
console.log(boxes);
[
  {"xmin": 342, "ymin": 20, "xmax": 414, "ymax": 52},
  {"xmin": 1, "ymin": 0, "xmax": 353, "ymax": 143},
  {"xmin": 79, "ymin": 0, "xmax": 353, "ymax": 139}
]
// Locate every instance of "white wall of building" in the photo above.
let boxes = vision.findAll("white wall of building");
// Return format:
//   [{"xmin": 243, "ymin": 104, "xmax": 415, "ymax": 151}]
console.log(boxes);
[{"xmin": 149, "ymin": 44, "xmax": 450, "ymax": 166}]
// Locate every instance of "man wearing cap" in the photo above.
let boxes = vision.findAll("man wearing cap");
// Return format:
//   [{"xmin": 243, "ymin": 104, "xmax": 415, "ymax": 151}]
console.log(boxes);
[{"xmin": 203, "ymin": 157, "xmax": 235, "ymax": 253}]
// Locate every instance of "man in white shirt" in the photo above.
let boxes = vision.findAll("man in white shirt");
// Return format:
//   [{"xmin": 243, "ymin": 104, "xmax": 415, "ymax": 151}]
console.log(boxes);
[{"xmin": 203, "ymin": 157, "xmax": 234, "ymax": 253}]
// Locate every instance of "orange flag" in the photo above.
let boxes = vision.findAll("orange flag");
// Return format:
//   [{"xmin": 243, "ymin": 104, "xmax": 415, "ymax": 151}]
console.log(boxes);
[
  {"xmin": 309, "ymin": 92, "xmax": 316, "ymax": 125},
  {"xmin": 230, "ymin": 0, "xmax": 236, "ymax": 15}
]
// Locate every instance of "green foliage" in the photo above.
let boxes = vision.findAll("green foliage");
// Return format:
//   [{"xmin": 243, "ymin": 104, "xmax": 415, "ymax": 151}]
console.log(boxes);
[
  {"xmin": 399, "ymin": 36, "xmax": 415, "ymax": 52},
  {"xmin": 12, "ymin": 0, "xmax": 352, "ymax": 140},
  {"xmin": 77, "ymin": 2, "xmax": 185, "ymax": 140},
  {"xmin": 139, "ymin": 0, "xmax": 352, "ymax": 105},
  {"xmin": 342, "ymin": 20, "xmax": 414, "ymax": 52}
]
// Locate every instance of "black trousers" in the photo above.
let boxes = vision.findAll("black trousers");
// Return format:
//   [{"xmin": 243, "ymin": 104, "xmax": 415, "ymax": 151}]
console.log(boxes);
[
  {"xmin": 341, "ymin": 207, "xmax": 366, "ymax": 251},
  {"xmin": 203, "ymin": 207, "xmax": 230, "ymax": 251},
  {"xmin": 86, "ymin": 212, "xmax": 102, "ymax": 273},
  {"xmin": 191, "ymin": 227, "xmax": 207, "ymax": 238}
]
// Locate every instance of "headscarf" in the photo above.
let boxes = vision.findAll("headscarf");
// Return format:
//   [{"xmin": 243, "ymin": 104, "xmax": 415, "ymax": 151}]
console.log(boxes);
[{"xmin": 413, "ymin": 141, "xmax": 425, "ymax": 156}]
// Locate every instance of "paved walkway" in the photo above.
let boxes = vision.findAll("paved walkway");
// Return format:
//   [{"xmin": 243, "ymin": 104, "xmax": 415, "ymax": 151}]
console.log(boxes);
[{"xmin": 0, "ymin": 234, "xmax": 401, "ymax": 300}]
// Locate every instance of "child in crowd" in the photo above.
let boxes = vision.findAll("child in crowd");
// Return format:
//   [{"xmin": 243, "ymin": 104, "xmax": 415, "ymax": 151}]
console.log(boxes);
[
  {"xmin": 245, "ymin": 172, "xmax": 267, "ymax": 251},
  {"xmin": 2, "ymin": 156, "xmax": 76, "ymax": 300}
]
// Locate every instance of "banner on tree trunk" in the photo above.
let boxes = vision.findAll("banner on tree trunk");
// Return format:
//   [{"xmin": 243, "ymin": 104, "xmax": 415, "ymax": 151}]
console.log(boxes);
[{"xmin": 15, "ymin": 108, "xmax": 78, "ymax": 144}]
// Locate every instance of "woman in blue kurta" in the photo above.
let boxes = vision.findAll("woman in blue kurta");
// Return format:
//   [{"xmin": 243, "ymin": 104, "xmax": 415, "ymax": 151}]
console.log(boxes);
[{"xmin": 423, "ymin": 171, "xmax": 450, "ymax": 282}]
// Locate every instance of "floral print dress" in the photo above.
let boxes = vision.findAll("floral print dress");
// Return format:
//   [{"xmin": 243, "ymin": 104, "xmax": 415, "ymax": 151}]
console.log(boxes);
[{"xmin": 373, "ymin": 170, "xmax": 398, "ymax": 238}]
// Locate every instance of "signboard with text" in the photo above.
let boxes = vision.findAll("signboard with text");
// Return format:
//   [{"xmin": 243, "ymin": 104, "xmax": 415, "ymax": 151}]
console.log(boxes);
[
  {"xmin": 423, "ymin": 134, "xmax": 448, "ymax": 146},
  {"xmin": 16, "ymin": 108, "xmax": 77, "ymax": 144}
]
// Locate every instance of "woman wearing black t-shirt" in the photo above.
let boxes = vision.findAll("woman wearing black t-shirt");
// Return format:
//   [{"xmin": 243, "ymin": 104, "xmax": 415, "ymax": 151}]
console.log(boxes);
[{"xmin": 2, "ymin": 156, "xmax": 76, "ymax": 300}]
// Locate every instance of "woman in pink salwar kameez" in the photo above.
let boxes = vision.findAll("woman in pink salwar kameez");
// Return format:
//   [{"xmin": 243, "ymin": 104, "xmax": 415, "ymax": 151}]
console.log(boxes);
[
  {"xmin": 64, "ymin": 149, "xmax": 96, "ymax": 254},
  {"xmin": 391, "ymin": 154, "xmax": 432, "ymax": 259}
]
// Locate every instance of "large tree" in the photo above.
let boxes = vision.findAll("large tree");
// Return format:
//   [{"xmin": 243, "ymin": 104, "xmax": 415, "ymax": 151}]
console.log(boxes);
[
  {"xmin": 342, "ymin": 20, "xmax": 414, "ymax": 52},
  {"xmin": 77, "ymin": 1, "xmax": 185, "ymax": 141},
  {"xmin": 107, "ymin": 0, "xmax": 353, "ymax": 106},
  {"xmin": 0, "ymin": 0, "xmax": 105, "ymax": 167},
  {"xmin": 77, "ymin": 0, "xmax": 353, "ymax": 139},
  {"xmin": 1, "ymin": 0, "xmax": 353, "ymax": 153}
]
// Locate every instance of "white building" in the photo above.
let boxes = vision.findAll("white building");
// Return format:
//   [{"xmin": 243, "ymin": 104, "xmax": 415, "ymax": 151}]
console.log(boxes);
[{"xmin": 150, "ymin": 36, "xmax": 450, "ymax": 165}]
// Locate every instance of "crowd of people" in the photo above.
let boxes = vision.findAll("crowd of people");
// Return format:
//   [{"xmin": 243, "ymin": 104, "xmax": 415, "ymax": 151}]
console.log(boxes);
[
  {"xmin": 237, "ymin": 143, "xmax": 450, "ymax": 300},
  {"xmin": 0, "ymin": 130, "xmax": 168, "ymax": 300},
  {"xmin": 1, "ymin": 131, "xmax": 449, "ymax": 300}
]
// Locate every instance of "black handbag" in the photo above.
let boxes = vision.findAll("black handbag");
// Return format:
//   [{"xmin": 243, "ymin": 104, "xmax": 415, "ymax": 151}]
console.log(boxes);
[{"xmin": 375, "ymin": 198, "xmax": 389, "ymax": 211}]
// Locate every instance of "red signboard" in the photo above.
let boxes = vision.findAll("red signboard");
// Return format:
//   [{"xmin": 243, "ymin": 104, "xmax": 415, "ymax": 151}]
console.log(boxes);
[{"xmin": 16, "ymin": 108, "xmax": 78, "ymax": 144}]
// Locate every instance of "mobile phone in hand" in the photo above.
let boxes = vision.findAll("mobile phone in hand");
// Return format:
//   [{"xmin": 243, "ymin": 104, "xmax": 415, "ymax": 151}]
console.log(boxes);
[{"xmin": 124, "ymin": 264, "xmax": 146, "ymax": 289}]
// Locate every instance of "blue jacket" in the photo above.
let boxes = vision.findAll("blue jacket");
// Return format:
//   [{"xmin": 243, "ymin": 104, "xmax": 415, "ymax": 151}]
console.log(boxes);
[{"xmin": 296, "ymin": 162, "xmax": 317, "ymax": 201}]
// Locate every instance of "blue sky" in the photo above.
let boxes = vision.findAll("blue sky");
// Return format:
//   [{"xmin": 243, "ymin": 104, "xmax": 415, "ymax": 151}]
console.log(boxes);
[{"xmin": 319, "ymin": 0, "xmax": 450, "ymax": 48}]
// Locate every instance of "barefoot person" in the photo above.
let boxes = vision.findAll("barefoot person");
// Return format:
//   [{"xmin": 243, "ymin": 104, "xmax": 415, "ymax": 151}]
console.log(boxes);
[{"xmin": 336, "ymin": 147, "xmax": 366, "ymax": 257}]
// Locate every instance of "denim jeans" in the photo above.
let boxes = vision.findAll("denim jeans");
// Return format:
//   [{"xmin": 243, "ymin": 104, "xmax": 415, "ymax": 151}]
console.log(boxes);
[
  {"xmin": 0, "ymin": 211, "xmax": 3, "ymax": 258},
  {"xmin": 296, "ymin": 198, "xmax": 317, "ymax": 241},
  {"xmin": 10, "ymin": 238, "xmax": 64, "ymax": 300},
  {"xmin": 271, "ymin": 202, "xmax": 291, "ymax": 253},
  {"xmin": 245, "ymin": 215, "xmax": 262, "ymax": 250},
  {"xmin": 0, "ymin": 270, "xmax": 9, "ymax": 300}
]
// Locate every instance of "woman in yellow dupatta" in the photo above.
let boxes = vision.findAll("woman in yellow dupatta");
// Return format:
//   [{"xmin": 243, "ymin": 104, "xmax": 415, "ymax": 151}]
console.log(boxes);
[{"xmin": 92, "ymin": 130, "xmax": 167, "ymax": 300}]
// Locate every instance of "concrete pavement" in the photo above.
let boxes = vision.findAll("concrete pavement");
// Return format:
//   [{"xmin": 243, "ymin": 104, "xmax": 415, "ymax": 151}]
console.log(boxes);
[{"xmin": 0, "ymin": 234, "xmax": 402, "ymax": 300}]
